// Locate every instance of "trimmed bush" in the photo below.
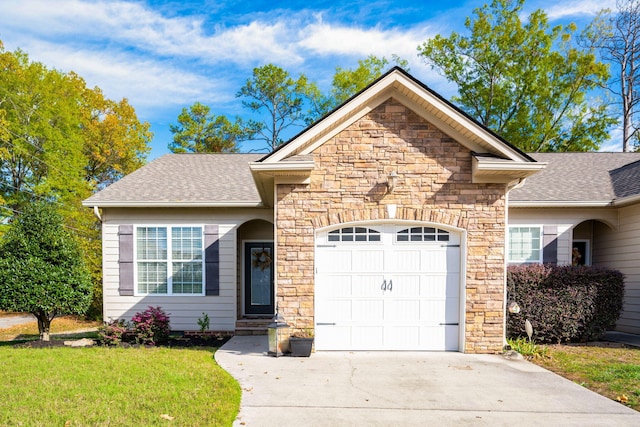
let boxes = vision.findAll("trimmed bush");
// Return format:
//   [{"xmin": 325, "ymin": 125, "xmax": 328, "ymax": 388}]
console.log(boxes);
[
  {"xmin": 130, "ymin": 306, "xmax": 171, "ymax": 345},
  {"xmin": 507, "ymin": 264, "xmax": 624, "ymax": 343},
  {"xmin": 98, "ymin": 319, "xmax": 129, "ymax": 346}
]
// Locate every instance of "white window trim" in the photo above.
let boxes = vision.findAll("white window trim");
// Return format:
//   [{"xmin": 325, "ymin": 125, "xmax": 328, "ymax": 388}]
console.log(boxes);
[
  {"xmin": 572, "ymin": 239, "xmax": 591, "ymax": 266},
  {"xmin": 507, "ymin": 225, "xmax": 543, "ymax": 264},
  {"xmin": 134, "ymin": 225, "xmax": 205, "ymax": 296}
]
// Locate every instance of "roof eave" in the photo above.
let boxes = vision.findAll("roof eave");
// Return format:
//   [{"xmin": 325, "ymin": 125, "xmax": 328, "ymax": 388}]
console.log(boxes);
[
  {"xmin": 613, "ymin": 193, "xmax": 640, "ymax": 207},
  {"xmin": 508, "ymin": 201, "xmax": 613, "ymax": 208},
  {"xmin": 82, "ymin": 201, "xmax": 265, "ymax": 208}
]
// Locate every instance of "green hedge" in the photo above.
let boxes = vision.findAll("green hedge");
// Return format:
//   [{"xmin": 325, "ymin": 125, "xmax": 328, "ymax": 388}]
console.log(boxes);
[{"xmin": 506, "ymin": 264, "xmax": 624, "ymax": 343}]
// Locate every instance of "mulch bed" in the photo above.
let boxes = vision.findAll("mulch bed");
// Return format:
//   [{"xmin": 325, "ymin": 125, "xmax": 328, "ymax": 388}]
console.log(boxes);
[{"xmin": 12, "ymin": 335, "xmax": 231, "ymax": 349}]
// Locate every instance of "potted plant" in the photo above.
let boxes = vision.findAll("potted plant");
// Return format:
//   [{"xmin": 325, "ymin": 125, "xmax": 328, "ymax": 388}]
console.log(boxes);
[{"xmin": 289, "ymin": 328, "xmax": 314, "ymax": 357}]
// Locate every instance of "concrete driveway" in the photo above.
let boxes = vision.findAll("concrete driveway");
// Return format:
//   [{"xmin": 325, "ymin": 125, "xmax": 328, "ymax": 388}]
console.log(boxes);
[{"xmin": 215, "ymin": 336, "xmax": 640, "ymax": 427}]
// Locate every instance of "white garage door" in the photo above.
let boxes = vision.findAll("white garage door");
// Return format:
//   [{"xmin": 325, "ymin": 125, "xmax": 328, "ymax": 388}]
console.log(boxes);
[{"xmin": 315, "ymin": 224, "xmax": 461, "ymax": 351}]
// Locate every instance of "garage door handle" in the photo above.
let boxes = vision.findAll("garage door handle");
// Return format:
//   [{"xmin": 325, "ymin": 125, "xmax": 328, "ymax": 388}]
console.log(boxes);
[
  {"xmin": 381, "ymin": 279, "xmax": 393, "ymax": 292},
  {"xmin": 388, "ymin": 279, "xmax": 393, "ymax": 291},
  {"xmin": 439, "ymin": 323, "xmax": 459, "ymax": 326}
]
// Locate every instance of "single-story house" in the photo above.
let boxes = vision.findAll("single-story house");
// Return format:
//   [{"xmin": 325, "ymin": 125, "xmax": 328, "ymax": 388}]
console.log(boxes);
[{"xmin": 83, "ymin": 67, "xmax": 640, "ymax": 353}]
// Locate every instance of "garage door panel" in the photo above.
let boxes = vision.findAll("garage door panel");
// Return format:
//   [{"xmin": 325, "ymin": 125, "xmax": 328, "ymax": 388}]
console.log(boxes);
[
  {"xmin": 352, "ymin": 275, "xmax": 385, "ymax": 297},
  {"xmin": 385, "ymin": 299, "xmax": 420, "ymax": 321},
  {"xmin": 385, "ymin": 326, "xmax": 419, "ymax": 348},
  {"xmin": 393, "ymin": 250, "xmax": 421, "ymax": 272},
  {"xmin": 352, "ymin": 326, "xmax": 383, "ymax": 349},
  {"xmin": 419, "ymin": 325, "xmax": 459, "ymax": 351},
  {"xmin": 316, "ymin": 325, "xmax": 351, "ymax": 349},
  {"xmin": 353, "ymin": 299, "xmax": 384, "ymax": 321},
  {"xmin": 317, "ymin": 299, "xmax": 352, "ymax": 322},
  {"xmin": 353, "ymin": 249, "xmax": 385, "ymax": 271},
  {"xmin": 420, "ymin": 248, "xmax": 460, "ymax": 273},
  {"xmin": 318, "ymin": 275, "xmax": 352, "ymax": 297},
  {"xmin": 389, "ymin": 275, "xmax": 420, "ymax": 297}
]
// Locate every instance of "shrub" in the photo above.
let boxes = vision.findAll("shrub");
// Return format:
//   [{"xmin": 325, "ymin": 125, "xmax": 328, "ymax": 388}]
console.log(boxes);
[
  {"xmin": 130, "ymin": 306, "xmax": 171, "ymax": 345},
  {"xmin": 507, "ymin": 264, "xmax": 624, "ymax": 343},
  {"xmin": 507, "ymin": 337, "xmax": 548, "ymax": 359},
  {"xmin": 98, "ymin": 319, "xmax": 129, "ymax": 346}
]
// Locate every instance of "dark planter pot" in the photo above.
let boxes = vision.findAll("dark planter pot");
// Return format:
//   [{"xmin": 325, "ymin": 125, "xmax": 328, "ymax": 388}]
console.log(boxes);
[{"xmin": 289, "ymin": 337, "xmax": 313, "ymax": 357}]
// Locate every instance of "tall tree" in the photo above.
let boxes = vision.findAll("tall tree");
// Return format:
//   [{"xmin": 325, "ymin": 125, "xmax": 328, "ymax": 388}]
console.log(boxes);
[
  {"xmin": 237, "ymin": 64, "xmax": 314, "ymax": 151},
  {"xmin": 0, "ymin": 202, "xmax": 93, "ymax": 341},
  {"xmin": 417, "ymin": 0, "xmax": 615, "ymax": 152},
  {"xmin": 0, "ymin": 41, "xmax": 151, "ymax": 319},
  {"xmin": 168, "ymin": 102, "xmax": 256, "ymax": 153},
  {"xmin": 306, "ymin": 55, "xmax": 410, "ymax": 122},
  {"xmin": 582, "ymin": 0, "xmax": 640, "ymax": 152}
]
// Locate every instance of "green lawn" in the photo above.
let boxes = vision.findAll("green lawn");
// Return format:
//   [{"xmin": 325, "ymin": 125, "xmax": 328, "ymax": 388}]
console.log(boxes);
[
  {"xmin": 0, "ymin": 345, "xmax": 241, "ymax": 426},
  {"xmin": 533, "ymin": 343, "xmax": 640, "ymax": 411}
]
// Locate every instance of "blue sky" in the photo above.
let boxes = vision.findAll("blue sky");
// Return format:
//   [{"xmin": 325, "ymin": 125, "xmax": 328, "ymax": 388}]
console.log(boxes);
[{"xmin": 0, "ymin": 0, "xmax": 620, "ymax": 158}]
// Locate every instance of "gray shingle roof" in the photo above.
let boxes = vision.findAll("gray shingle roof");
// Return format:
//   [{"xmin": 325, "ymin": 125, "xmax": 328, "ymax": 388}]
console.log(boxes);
[
  {"xmin": 83, "ymin": 154, "xmax": 263, "ymax": 206},
  {"xmin": 510, "ymin": 152, "xmax": 640, "ymax": 203}
]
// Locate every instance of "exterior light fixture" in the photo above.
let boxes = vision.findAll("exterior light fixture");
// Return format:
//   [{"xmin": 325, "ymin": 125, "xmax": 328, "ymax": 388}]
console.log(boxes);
[{"xmin": 387, "ymin": 171, "xmax": 399, "ymax": 193}]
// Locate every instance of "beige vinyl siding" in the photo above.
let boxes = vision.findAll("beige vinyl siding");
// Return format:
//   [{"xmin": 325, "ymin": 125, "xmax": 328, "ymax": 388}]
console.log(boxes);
[
  {"xmin": 101, "ymin": 207, "xmax": 273, "ymax": 331},
  {"xmin": 593, "ymin": 204, "xmax": 640, "ymax": 335},
  {"xmin": 507, "ymin": 207, "xmax": 617, "ymax": 265}
]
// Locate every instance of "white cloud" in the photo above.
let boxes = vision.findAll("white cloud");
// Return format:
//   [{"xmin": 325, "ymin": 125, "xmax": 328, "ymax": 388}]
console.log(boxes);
[{"xmin": 540, "ymin": 0, "xmax": 617, "ymax": 20}]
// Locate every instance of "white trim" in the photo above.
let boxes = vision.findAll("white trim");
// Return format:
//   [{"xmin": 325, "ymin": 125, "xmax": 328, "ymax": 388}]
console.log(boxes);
[
  {"xmin": 314, "ymin": 219, "xmax": 466, "ymax": 352},
  {"xmin": 507, "ymin": 225, "xmax": 543, "ymax": 264},
  {"xmin": 82, "ymin": 201, "xmax": 264, "ymax": 208},
  {"xmin": 508, "ymin": 201, "xmax": 613, "ymax": 208},
  {"xmin": 262, "ymin": 70, "xmax": 534, "ymax": 164},
  {"xmin": 133, "ymin": 225, "xmax": 205, "ymax": 297},
  {"xmin": 572, "ymin": 239, "xmax": 591, "ymax": 266}
]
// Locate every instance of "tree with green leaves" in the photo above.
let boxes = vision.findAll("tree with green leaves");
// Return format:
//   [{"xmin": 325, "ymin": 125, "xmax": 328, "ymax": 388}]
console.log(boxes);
[
  {"xmin": 305, "ymin": 55, "xmax": 410, "ymax": 122},
  {"xmin": 418, "ymin": 0, "xmax": 615, "ymax": 152},
  {"xmin": 237, "ymin": 64, "xmax": 315, "ymax": 151},
  {"xmin": 0, "ymin": 202, "xmax": 93, "ymax": 341},
  {"xmin": 581, "ymin": 0, "xmax": 640, "ymax": 152},
  {"xmin": 0, "ymin": 41, "xmax": 151, "ymax": 319},
  {"xmin": 169, "ymin": 102, "xmax": 257, "ymax": 153}
]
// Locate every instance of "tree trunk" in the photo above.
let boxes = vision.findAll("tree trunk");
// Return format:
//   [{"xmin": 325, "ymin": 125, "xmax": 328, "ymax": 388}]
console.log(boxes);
[{"xmin": 36, "ymin": 313, "xmax": 52, "ymax": 341}]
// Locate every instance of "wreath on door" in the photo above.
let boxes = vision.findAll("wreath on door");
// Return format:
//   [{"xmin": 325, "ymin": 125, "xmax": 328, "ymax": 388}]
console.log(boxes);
[{"xmin": 252, "ymin": 249, "xmax": 272, "ymax": 271}]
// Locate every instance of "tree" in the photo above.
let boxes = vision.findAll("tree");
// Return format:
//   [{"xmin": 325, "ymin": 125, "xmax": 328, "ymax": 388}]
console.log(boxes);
[
  {"xmin": 0, "ymin": 41, "xmax": 151, "ymax": 319},
  {"xmin": 168, "ymin": 102, "xmax": 256, "ymax": 153},
  {"xmin": 0, "ymin": 202, "xmax": 93, "ymax": 341},
  {"xmin": 417, "ymin": 0, "xmax": 615, "ymax": 152},
  {"xmin": 237, "ymin": 64, "xmax": 315, "ymax": 151},
  {"xmin": 582, "ymin": 0, "xmax": 640, "ymax": 152},
  {"xmin": 305, "ymin": 55, "xmax": 410, "ymax": 122}
]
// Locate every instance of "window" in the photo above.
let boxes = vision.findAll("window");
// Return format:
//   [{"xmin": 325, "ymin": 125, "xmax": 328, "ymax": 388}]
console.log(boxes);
[
  {"xmin": 328, "ymin": 227, "xmax": 381, "ymax": 242},
  {"xmin": 136, "ymin": 226, "xmax": 203, "ymax": 295},
  {"xmin": 508, "ymin": 226, "xmax": 542, "ymax": 263},
  {"xmin": 396, "ymin": 226, "xmax": 450, "ymax": 242}
]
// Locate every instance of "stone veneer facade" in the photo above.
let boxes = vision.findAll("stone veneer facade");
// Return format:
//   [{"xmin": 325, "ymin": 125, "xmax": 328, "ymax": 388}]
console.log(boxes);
[{"xmin": 275, "ymin": 98, "xmax": 507, "ymax": 353}]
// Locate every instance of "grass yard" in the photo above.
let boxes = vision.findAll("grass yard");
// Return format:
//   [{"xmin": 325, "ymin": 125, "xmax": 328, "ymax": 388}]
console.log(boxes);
[
  {"xmin": 0, "ymin": 314, "xmax": 241, "ymax": 426},
  {"xmin": 0, "ymin": 345, "xmax": 241, "ymax": 426},
  {"xmin": 532, "ymin": 343, "xmax": 640, "ymax": 412}
]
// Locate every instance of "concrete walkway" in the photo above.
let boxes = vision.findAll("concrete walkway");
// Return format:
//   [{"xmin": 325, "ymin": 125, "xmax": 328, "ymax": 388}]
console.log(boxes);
[
  {"xmin": 0, "ymin": 314, "xmax": 34, "ymax": 329},
  {"xmin": 215, "ymin": 336, "xmax": 640, "ymax": 427}
]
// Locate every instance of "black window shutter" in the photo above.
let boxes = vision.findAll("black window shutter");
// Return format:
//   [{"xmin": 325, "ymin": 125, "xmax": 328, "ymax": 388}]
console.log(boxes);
[
  {"xmin": 118, "ymin": 225, "xmax": 135, "ymax": 296},
  {"xmin": 204, "ymin": 225, "xmax": 220, "ymax": 296},
  {"xmin": 542, "ymin": 225, "xmax": 558, "ymax": 265}
]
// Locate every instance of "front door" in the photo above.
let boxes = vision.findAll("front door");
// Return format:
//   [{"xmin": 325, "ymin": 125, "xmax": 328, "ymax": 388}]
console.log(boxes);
[{"xmin": 244, "ymin": 242, "xmax": 275, "ymax": 315}]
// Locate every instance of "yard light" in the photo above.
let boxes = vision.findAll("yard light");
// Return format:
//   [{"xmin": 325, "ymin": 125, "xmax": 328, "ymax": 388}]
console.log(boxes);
[
  {"xmin": 525, "ymin": 319, "xmax": 533, "ymax": 342},
  {"xmin": 268, "ymin": 306, "xmax": 289, "ymax": 357},
  {"xmin": 387, "ymin": 171, "xmax": 399, "ymax": 193}
]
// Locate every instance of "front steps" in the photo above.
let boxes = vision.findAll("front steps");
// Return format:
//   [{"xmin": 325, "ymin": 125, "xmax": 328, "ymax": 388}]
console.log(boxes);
[{"xmin": 235, "ymin": 318, "xmax": 272, "ymax": 336}]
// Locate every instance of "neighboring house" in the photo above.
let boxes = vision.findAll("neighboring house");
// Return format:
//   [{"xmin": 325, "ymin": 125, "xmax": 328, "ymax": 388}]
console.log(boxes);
[
  {"xmin": 83, "ymin": 67, "xmax": 638, "ymax": 353},
  {"xmin": 509, "ymin": 152, "xmax": 640, "ymax": 335}
]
